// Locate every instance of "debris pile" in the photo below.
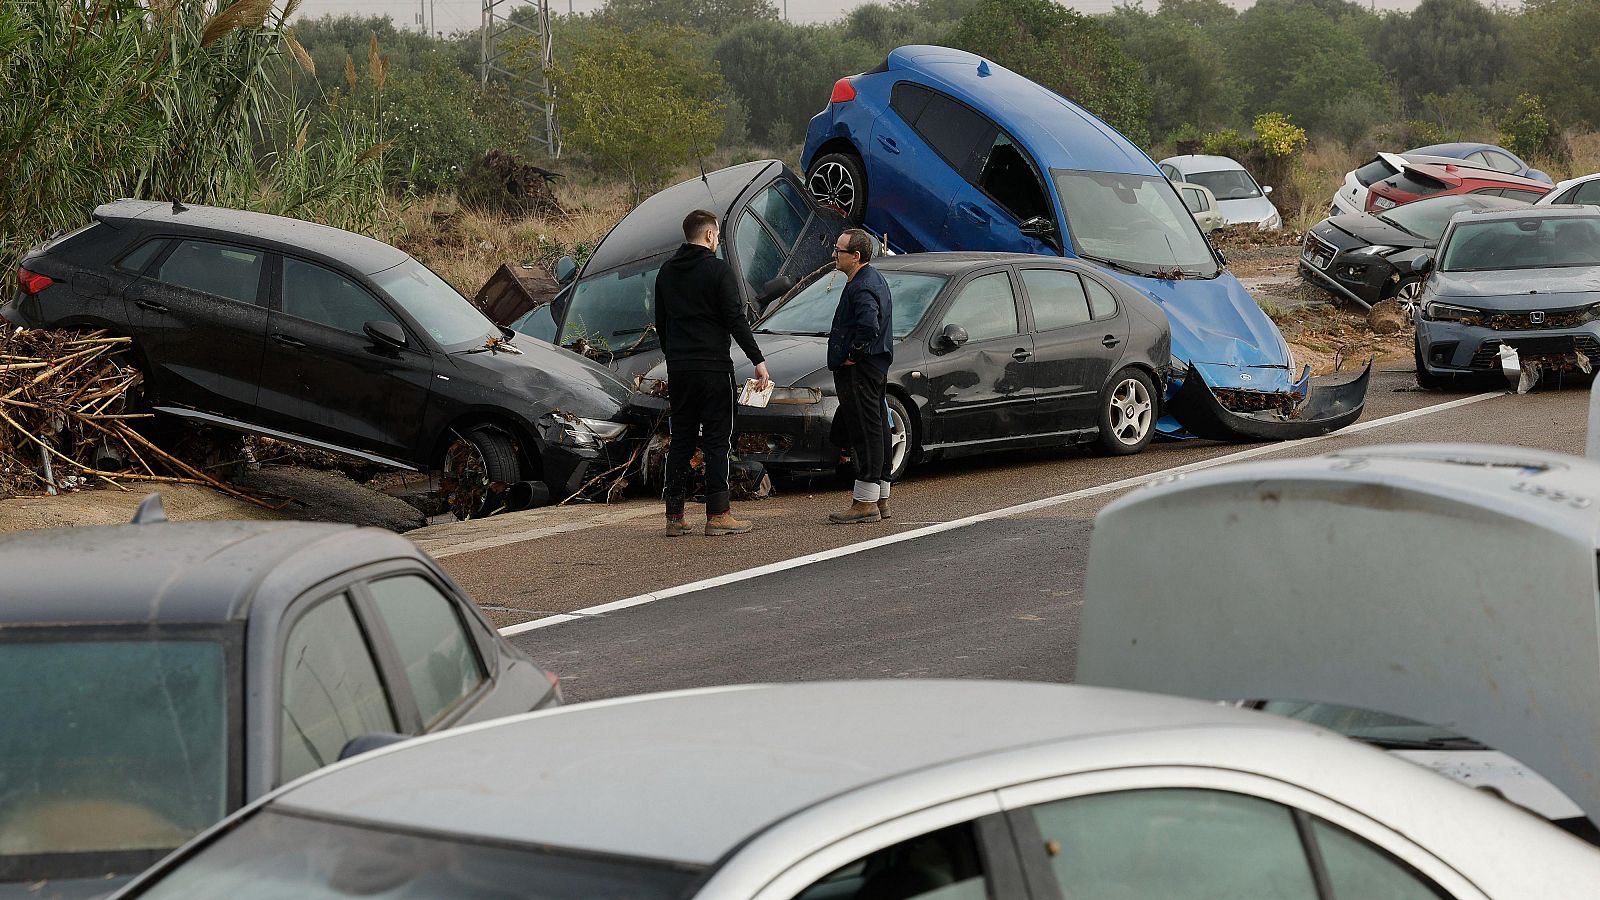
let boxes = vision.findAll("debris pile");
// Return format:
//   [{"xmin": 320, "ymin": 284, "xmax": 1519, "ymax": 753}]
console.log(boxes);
[{"xmin": 0, "ymin": 328, "xmax": 275, "ymax": 507}]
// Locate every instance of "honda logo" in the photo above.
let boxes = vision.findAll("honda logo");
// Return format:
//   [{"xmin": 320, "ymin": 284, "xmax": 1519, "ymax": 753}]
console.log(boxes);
[{"xmin": 1531, "ymin": 311, "xmax": 1546, "ymax": 324}]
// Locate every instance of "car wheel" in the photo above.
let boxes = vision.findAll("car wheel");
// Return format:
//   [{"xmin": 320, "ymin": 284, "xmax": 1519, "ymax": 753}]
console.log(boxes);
[
  {"xmin": 807, "ymin": 153, "xmax": 866, "ymax": 225},
  {"xmin": 442, "ymin": 427, "xmax": 521, "ymax": 519},
  {"xmin": 886, "ymin": 394, "xmax": 916, "ymax": 481},
  {"xmin": 1096, "ymin": 368, "xmax": 1157, "ymax": 455},
  {"xmin": 1393, "ymin": 277, "xmax": 1424, "ymax": 316},
  {"xmin": 1413, "ymin": 335, "xmax": 1451, "ymax": 390}
]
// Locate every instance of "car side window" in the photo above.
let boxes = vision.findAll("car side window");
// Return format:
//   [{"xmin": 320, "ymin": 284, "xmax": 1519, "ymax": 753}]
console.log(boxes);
[
  {"xmin": 735, "ymin": 209, "xmax": 785, "ymax": 297},
  {"xmin": 1021, "ymin": 269, "xmax": 1092, "ymax": 331},
  {"xmin": 941, "ymin": 272, "xmax": 1018, "ymax": 343},
  {"xmin": 791, "ymin": 822, "xmax": 988, "ymax": 900},
  {"xmin": 751, "ymin": 182, "xmax": 809, "ymax": 251},
  {"xmin": 280, "ymin": 257, "xmax": 400, "ymax": 336},
  {"xmin": 889, "ymin": 81, "xmax": 933, "ymax": 124},
  {"xmin": 366, "ymin": 573, "xmax": 487, "ymax": 728},
  {"xmin": 279, "ymin": 594, "xmax": 396, "ymax": 784},
  {"xmin": 1161, "ymin": 164, "xmax": 1181, "ymax": 182},
  {"xmin": 973, "ymin": 133, "xmax": 1050, "ymax": 223},
  {"xmin": 1574, "ymin": 181, "xmax": 1600, "ymax": 205},
  {"xmin": 1484, "ymin": 151, "xmax": 1521, "ymax": 174},
  {"xmin": 1083, "ymin": 276, "xmax": 1119, "ymax": 320},
  {"xmin": 1181, "ymin": 187, "xmax": 1204, "ymax": 213},
  {"xmin": 911, "ymin": 92, "xmax": 993, "ymax": 175},
  {"xmin": 1501, "ymin": 189, "xmax": 1545, "ymax": 203},
  {"xmin": 156, "ymin": 240, "xmax": 264, "ymax": 305},
  {"xmin": 1312, "ymin": 819, "xmax": 1452, "ymax": 900},
  {"xmin": 117, "ymin": 238, "xmax": 168, "ymax": 275}
]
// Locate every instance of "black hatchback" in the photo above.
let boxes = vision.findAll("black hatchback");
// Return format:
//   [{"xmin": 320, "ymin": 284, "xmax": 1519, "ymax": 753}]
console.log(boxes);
[{"xmin": 3, "ymin": 202, "xmax": 640, "ymax": 514}]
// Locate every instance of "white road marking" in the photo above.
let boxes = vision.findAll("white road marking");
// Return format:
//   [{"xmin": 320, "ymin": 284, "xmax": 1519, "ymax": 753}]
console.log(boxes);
[{"xmin": 499, "ymin": 391, "xmax": 1502, "ymax": 636}]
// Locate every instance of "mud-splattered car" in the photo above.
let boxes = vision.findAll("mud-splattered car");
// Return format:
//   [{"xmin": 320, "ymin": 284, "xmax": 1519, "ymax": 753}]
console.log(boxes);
[{"xmin": 2, "ymin": 201, "xmax": 640, "ymax": 514}]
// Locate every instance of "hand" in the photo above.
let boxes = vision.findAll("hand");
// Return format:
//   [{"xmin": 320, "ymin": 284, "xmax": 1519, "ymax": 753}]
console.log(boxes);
[
  {"xmin": 753, "ymin": 362, "xmax": 772, "ymax": 391},
  {"xmin": 842, "ymin": 359, "xmax": 855, "ymax": 366}
]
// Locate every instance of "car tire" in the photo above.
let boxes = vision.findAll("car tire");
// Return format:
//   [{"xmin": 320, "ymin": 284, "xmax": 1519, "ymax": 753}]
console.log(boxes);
[
  {"xmin": 1413, "ymin": 336, "xmax": 1452, "ymax": 390},
  {"xmin": 443, "ymin": 427, "xmax": 522, "ymax": 519},
  {"xmin": 807, "ymin": 153, "xmax": 867, "ymax": 225},
  {"xmin": 1391, "ymin": 277, "xmax": 1424, "ymax": 315},
  {"xmin": 1095, "ymin": 368, "xmax": 1157, "ymax": 456},
  {"xmin": 886, "ymin": 393, "xmax": 916, "ymax": 482}
]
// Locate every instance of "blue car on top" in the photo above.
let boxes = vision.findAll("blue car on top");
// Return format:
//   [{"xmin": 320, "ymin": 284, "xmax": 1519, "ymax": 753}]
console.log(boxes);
[
  {"xmin": 1407, "ymin": 142, "xmax": 1552, "ymax": 186},
  {"xmin": 800, "ymin": 45, "xmax": 1368, "ymax": 439}
]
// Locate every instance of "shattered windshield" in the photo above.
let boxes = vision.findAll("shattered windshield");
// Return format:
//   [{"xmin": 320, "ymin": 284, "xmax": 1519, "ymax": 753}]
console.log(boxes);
[
  {"xmin": 1053, "ymin": 171, "xmax": 1218, "ymax": 277},
  {"xmin": 1185, "ymin": 168, "xmax": 1263, "ymax": 201},
  {"xmin": 1441, "ymin": 217, "xmax": 1600, "ymax": 272},
  {"xmin": 559, "ymin": 256, "xmax": 667, "ymax": 355},
  {"xmin": 371, "ymin": 259, "xmax": 499, "ymax": 351},
  {"xmin": 0, "ymin": 636, "xmax": 229, "ymax": 880},
  {"xmin": 758, "ymin": 269, "xmax": 946, "ymax": 338}
]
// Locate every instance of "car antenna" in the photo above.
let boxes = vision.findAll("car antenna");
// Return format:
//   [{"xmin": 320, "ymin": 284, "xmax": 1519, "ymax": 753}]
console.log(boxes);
[
  {"xmin": 699, "ymin": 159, "xmax": 714, "ymax": 202},
  {"xmin": 131, "ymin": 493, "xmax": 168, "ymax": 524},
  {"xmin": 171, "ymin": 198, "xmax": 188, "ymax": 214}
]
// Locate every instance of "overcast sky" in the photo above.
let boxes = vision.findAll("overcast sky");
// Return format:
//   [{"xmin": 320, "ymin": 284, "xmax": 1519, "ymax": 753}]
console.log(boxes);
[{"xmin": 292, "ymin": 0, "xmax": 1435, "ymax": 31}]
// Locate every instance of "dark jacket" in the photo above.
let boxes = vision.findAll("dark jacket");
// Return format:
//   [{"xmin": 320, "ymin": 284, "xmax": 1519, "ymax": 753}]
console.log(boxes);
[
  {"xmin": 827, "ymin": 264, "xmax": 893, "ymax": 373},
  {"xmin": 655, "ymin": 244, "xmax": 764, "ymax": 373}
]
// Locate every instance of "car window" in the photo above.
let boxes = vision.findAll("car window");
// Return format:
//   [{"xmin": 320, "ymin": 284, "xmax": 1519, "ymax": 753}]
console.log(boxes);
[
  {"xmin": 1029, "ymin": 788, "xmax": 1319, "ymax": 899},
  {"xmin": 1470, "ymin": 188, "xmax": 1504, "ymax": 198},
  {"xmin": 1389, "ymin": 170, "xmax": 1449, "ymax": 196},
  {"xmin": 1180, "ymin": 187, "xmax": 1205, "ymax": 213},
  {"xmin": 156, "ymin": 240, "xmax": 263, "ymax": 305},
  {"xmin": 509, "ymin": 302, "xmax": 557, "ymax": 342},
  {"xmin": 1084, "ymin": 276, "xmax": 1118, "ymax": 320},
  {"xmin": 750, "ymin": 181, "xmax": 809, "ymax": 250},
  {"xmin": 1441, "ymin": 216, "xmax": 1600, "ymax": 272},
  {"xmin": 941, "ymin": 272, "xmax": 1017, "ymax": 343},
  {"xmin": 1054, "ymin": 171, "xmax": 1217, "ymax": 276},
  {"xmin": 758, "ymin": 270, "xmax": 947, "ymax": 339},
  {"xmin": 366, "ymin": 574, "xmax": 486, "ymax": 728},
  {"xmin": 1022, "ymin": 269, "xmax": 1092, "ymax": 331},
  {"xmin": 1575, "ymin": 181, "xmax": 1600, "ymax": 205},
  {"xmin": 792, "ymin": 822, "xmax": 988, "ymax": 900},
  {"xmin": 890, "ymin": 81, "xmax": 933, "ymax": 124},
  {"xmin": 370, "ymin": 258, "xmax": 497, "ymax": 350},
  {"xmin": 1355, "ymin": 157, "xmax": 1399, "ymax": 187},
  {"xmin": 1160, "ymin": 164, "xmax": 1181, "ymax": 182},
  {"xmin": 973, "ymin": 133, "xmax": 1050, "ymax": 223},
  {"xmin": 1484, "ymin": 151, "xmax": 1522, "ymax": 174},
  {"xmin": 1465, "ymin": 151, "xmax": 1490, "ymax": 167},
  {"xmin": 1501, "ymin": 189, "xmax": 1545, "ymax": 203},
  {"xmin": 562, "ymin": 257, "xmax": 664, "ymax": 353},
  {"xmin": 1185, "ymin": 168, "xmax": 1263, "ymax": 201},
  {"xmin": 118, "ymin": 238, "xmax": 168, "ymax": 275},
  {"xmin": 279, "ymin": 594, "xmax": 396, "ymax": 784},
  {"xmin": 280, "ymin": 258, "xmax": 400, "ymax": 336},
  {"xmin": 1312, "ymin": 819, "xmax": 1451, "ymax": 899},
  {"xmin": 735, "ymin": 209, "xmax": 785, "ymax": 296},
  {"xmin": 912, "ymin": 92, "xmax": 993, "ymax": 174}
]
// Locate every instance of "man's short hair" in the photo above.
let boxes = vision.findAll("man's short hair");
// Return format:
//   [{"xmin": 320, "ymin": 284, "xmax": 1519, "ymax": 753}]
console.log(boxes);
[
  {"xmin": 842, "ymin": 228, "xmax": 874, "ymax": 263},
  {"xmin": 683, "ymin": 209, "xmax": 719, "ymax": 241}
]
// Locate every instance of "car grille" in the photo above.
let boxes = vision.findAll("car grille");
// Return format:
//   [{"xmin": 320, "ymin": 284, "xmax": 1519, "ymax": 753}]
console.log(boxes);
[
  {"xmin": 1477, "ymin": 307, "xmax": 1594, "ymax": 331},
  {"xmin": 1301, "ymin": 233, "xmax": 1338, "ymax": 271},
  {"xmin": 1468, "ymin": 341, "xmax": 1501, "ymax": 369},
  {"xmin": 1472, "ymin": 335, "xmax": 1600, "ymax": 368}
]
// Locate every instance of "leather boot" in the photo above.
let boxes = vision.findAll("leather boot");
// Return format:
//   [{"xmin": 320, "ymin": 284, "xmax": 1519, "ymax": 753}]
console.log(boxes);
[
  {"xmin": 829, "ymin": 500, "xmax": 882, "ymax": 524},
  {"xmin": 664, "ymin": 515, "xmax": 692, "ymax": 537},
  {"xmin": 704, "ymin": 511, "xmax": 752, "ymax": 535},
  {"xmin": 877, "ymin": 497, "xmax": 891, "ymax": 520}
]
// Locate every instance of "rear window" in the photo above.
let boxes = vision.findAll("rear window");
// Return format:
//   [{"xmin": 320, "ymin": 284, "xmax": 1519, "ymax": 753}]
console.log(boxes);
[
  {"xmin": 1389, "ymin": 171, "xmax": 1449, "ymax": 196},
  {"xmin": 1354, "ymin": 158, "xmax": 1398, "ymax": 187},
  {"xmin": 39, "ymin": 221, "xmax": 104, "ymax": 253},
  {"xmin": 128, "ymin": 810, "xmax": 702, "ymax": 899}
]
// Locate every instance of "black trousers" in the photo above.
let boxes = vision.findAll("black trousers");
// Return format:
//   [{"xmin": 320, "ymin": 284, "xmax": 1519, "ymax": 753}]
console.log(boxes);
[
  {"xmin": 833, "ymin": 363, "xmax": 889, "ymax": 487},
  {"xmin": 664, "ymin": 369, "xmax": 735, "ymax": 515}
]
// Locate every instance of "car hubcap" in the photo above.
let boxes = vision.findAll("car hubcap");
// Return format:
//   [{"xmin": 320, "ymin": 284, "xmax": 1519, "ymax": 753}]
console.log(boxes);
[
  {"xmin": 889, "ymin": 405, "xmax": 909, "ymax": 474},
  {"xmin": 1108, "ymin": 379, "xmax": 1153, "ymax": 445},
  {"xmin": 1396, "ymin": 280, "xmax": 1423, "ymax": 316},
  {"xmin": 442, "ymin": 437, "xmax": 490, "ymax": 519},
  {"xmin": 809, "ymin": 162, "xmax": 856, "ymax": 217}
]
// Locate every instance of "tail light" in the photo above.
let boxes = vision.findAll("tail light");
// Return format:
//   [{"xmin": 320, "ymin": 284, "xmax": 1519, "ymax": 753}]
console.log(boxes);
[
  {"xmin": 16, "ymin": 267, "xmax": 53, "ymax": 294},
  {"xmin": 830, "ymin": 78, "xmax": 857, "ymax": 103}
]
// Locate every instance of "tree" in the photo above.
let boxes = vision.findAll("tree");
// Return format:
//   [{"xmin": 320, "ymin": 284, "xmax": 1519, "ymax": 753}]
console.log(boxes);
[
  {"xmin": 1373, "ymin": 0, "xmax": 1509, "ymax": 107},
  {"xmin": 1223, "ymin": 0, "xmax": 1387, "ymax": 133},
  {"xmin": 1104, "ymin": 4, "xmax": 1238, "ymax": 139},
  {"xmin": 713, "ymin": 21, "xmax": 879, "ymax": 146},
  {"xmin": 1510, "ymin": 0, "xmax": 1600, "ymax": 127},
  {"xmin": 598, "ymin": 0, "xmax": 778, "ymax": 35},
  {"xmin": 552, "ymin": 24, "xmax": 724, "ymax": 197},
  {"xmin": 948, "ymin": 0, "xmax": 1153, "ymax": 146}
]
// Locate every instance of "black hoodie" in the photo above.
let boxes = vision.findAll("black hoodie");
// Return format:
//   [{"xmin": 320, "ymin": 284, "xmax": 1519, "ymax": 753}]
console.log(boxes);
[{"xmin": 654, "ymin": 243, "xmax": 765, "ymax": 373}]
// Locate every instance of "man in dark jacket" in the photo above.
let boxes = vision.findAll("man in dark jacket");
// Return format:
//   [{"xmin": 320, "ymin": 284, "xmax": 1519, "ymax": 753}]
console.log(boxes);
[
  {"xmin": 656, "ymin": 209, "xmax": 771, "ymax": 536},
  {"xmin": 826, "ymin": 228, "xmax": 894, "ymax": 525}
]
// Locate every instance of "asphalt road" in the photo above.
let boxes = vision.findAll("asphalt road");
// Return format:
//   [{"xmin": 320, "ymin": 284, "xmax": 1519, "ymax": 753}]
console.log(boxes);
[{"xmin": 426, "ymin": 366, "xmax": 1591, "ymax": 702}]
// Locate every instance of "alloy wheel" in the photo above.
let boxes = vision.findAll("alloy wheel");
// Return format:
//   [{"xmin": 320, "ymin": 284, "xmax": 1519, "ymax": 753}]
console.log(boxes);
[
  {"xmin": 1395, "ymin": 279, "xmax": 1424, "ymax": 316},
  {"xmin": 442, "ymin": 437, "xmax": 490, "ymax": 520},
  {"xmin": 888, "ymin": 404, "xmax": 909, "ymax": 475},
  {"xmin": 809, "ymin": 162, "xmax": 856, "ymax": 218},
  {"xmin": 1107, "ymin": 377, "xmax": 1153, "ymax": 446}
]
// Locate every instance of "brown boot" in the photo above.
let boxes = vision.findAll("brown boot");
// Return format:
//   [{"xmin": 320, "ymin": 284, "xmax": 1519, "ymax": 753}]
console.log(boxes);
[
  {"xmin": 704, "ymin": 511, "xmax": 752, "ymax": 535},
  {"xmin": 664, "ymin": 515, "xmax": 692, "ymax": 537},
  {"xmin": 877, "ymin": 497, "xmax": 891, "ymax": 520},
  {"xmin": 829, "ymin": 500, "xmax": 882, "ymax": 524}
]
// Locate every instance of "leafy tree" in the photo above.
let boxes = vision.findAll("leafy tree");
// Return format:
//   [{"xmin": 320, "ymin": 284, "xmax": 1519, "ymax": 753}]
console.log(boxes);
[
  {"xmin": 1154, "ymin": 0, "xmax": 1236, "ymax": 29},
  {"xmin": 1104, "ymin": 4, "xmax": 1238, "ymax": 138},
  {"xmin": 1373, "ymin": 0, "xmax": 1508, "ymax": 107},
  {"xmin": 598, "ymin": 0, "xmax": 777, "ymax": 35},
  {"xmin": 713, "ymin": 20, "xmax": 878, "ymax": 146},
  {"xmin": 949, "ymin": 0, "xmax": 1153, "ymax": 146},
  {"xmin": 1223, "ymin": 0, "xmax": 1386, "ymax": 133},
  {"xmin": 1510, "ymin": 0, "xmax": 1600, "ymax": 127}
]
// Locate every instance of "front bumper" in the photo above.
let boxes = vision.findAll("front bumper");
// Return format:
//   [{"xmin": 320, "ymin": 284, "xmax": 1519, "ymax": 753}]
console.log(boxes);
[
  {"xmin": 1165, "ymin": 363, "xmax": 1371, "ymax": 441},
  {"xmin": 625, "ymin": 390, "xmax": 843, "ymax": 477},
  {"xmin": 1299, "ymin": 238, "xmax": 1400, "ymax": 308},
  {"xmin": 538, "ymin": 433, "xmax": 648, "ymax": 498},
  {"xmin": 1416, "ymin": 319, "xmax": 1600, "ymax": 377}
]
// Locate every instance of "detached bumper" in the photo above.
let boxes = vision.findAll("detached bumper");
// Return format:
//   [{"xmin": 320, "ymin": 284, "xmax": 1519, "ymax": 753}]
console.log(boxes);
[
  {"xmin": 540, "ymin": 435, "xmax": 647, "ymax": 498},
  {"xmin": 624, "ymin": 392, "xmax": 842, "ymax": 477},
  {"xmin": 1417, "ymin": 321, "xmax": 1600, "ymax": 378},
  {"xmin": 1166, "ymin": 362, "xmax": 1371, "ymax": 441}
]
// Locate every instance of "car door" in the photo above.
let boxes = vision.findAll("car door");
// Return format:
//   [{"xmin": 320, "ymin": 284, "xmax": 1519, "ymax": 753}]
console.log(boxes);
[
  {"xmin": 944, "ymin": 129, "xmax": 1059, "ymax": 255},
  {"xmin": 918, "ymin": 269, "xmax": 1036, "ymax": 451},
  {"xmin": 1016, "ymin": 268, "xmax": 1127, "ymax": 437},
  {"xmin": 730, "ymin": 178, "xmax": 840, "ymax": 316},
  {"xmin": 866, "ymin": 82, "xmax": 988, "ymax": 252},
  {"xmin": 255, "ymin": 254, "xmax": 434, "ymax": 463},
  {"xmin": 122, "ymin": 238, "xmax": 269, "ymax": 422}
]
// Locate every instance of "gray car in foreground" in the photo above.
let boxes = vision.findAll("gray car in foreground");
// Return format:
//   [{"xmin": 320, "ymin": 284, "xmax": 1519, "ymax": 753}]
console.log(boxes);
[
  {"xmin": 112, "ymin": 680, "xmax": 1600, "ymax": 899},
  {"xmin": 1414, "ymin": 205, "xmax": 1600, "ymax": 388}
]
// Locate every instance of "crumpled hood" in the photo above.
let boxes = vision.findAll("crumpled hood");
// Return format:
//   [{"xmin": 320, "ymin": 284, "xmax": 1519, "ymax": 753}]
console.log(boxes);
[
  {"xmin": 450, "ymin": 337, "xmax": 633, "ymax": 415},
  {"xmin": 1110, "ymin": 271, "xmax": 1293, "ymax": 388},
  {"xmin": 1432, "ymin": 266, "xmax": 1600, "ymax": 304},
  {"xmin": 1321, "ymin": 216, "xmax": 1425, "ymax": 250}
]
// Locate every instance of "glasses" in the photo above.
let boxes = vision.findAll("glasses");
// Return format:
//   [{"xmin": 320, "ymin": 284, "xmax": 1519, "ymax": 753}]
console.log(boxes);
[{"xmin": 831, "ymin": 247, "xmax": 858, "ymax": 256}]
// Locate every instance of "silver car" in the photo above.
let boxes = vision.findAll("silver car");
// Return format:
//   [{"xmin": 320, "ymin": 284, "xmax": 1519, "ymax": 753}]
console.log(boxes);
[{"xmin": 112, "ymin": 680, "xmax": 1600, "ymax": 899}]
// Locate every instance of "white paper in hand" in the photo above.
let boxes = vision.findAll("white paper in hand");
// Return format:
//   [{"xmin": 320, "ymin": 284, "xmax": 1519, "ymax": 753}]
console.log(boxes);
[{"xmin": 738, "ymin": 379, "xmax": 773, "ymax": 408}]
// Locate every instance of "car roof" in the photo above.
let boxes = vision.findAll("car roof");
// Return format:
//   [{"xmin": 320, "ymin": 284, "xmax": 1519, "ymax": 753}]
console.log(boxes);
[
  {"xmin": 1408, "ymin": 141, "xmax": 1511, "ymax": 159},
  {"xmin": 870, "ymin": 250, "xmax": 1075, "ymax": 273},
  {"xmin": 92, "ymin": 200, "xmax": 410, "ymax": 275},
  {"xmin": 889, "ymin": 46, "xmax": 1156, "ymax": 177},
  {"xmin": 1400, "ymin": 162, "xmax": 1547, "ymax": 189},
  {"xmin": 1551, "ymin": 171, "xmax": 1600, "ymax": 192},
  {"xmin": 1160, "ymin": 154, "xmax": 1248, "ymax": 174},
  {"xmin": 1450, "ymin": 205, "xmax": 1600, "ymax": 224},
  {"xmin": 580, "ymin": 160, "xmax": 783, "ymax": 278},
  {"xmin": 272, "ymin": 680, "xmax": 1317, "ymax": 865},
  {"xmin": 0, "ymin": 519, "xmax": 418, "ymax": 625}
]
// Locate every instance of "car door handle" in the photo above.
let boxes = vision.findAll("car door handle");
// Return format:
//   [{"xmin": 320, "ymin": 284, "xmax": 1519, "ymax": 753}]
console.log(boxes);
[
  {"xmin": 876, "ymin": 135, "xmax": 899, "ymax": 154},
  {"xmin": 1101, "ymin": 335, "xmax": 1121, "ymax": 348},
  {"xmin": 1012, "ymin": 348, "xmax": 1032, "ymax": 362},
  {"xmin": 134, "ymin": 298, "xmax": 168, "ymax": 313},
  {"xmin": 957, "ymin": 202, "xmax": 990, "ymax": 223},
  {"xmin": 272, "ymin": 333, "xmax": 307, "ymax": 349}
]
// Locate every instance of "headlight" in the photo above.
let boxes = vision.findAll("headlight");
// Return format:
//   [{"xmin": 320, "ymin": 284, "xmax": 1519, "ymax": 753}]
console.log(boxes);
[
  {"xmin": 1359, "ymin": 245, "xmax": 1399, "ymax": 256},
  {"xmin": 539, "ymin": 413, "xmax": 628, "ymax": 448},
  {"xmin": 1373, "ymin": 196, "xmax": 1397, "ymax": 210},
  {"xmin": 1422, "ymin": 302, "xmax": 1479, "ymax": 322},
  {"xmin": 1259, "ymin": 211, "xmax": 1282, "ymax": 230},
  {"xmin": 768, "ymin": 386, "xmax": 823, "ymax": 405}
]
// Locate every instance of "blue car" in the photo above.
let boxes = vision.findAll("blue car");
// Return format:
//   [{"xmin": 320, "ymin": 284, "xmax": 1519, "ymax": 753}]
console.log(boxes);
[
  {"xmin": 1407, "ymin": 142, "xmax": 1553, "ymax": 186},
  {"xmin": 800, "ymin": 45, "xmax": 1368, "ymax": 440}
]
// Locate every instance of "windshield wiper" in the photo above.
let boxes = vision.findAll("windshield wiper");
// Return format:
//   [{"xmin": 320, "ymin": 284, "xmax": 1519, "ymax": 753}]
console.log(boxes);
[
  {"xmin": 1352, "ymin": 735, "xmax": 1488, "ymax": 751},
  {"xmin": 1376, "ymin": 215, "xmax": 1422, "ymax": 239},
  {"xmin": 1076, "ymin": 253, "xmax": 1150, "ymax": 278}
]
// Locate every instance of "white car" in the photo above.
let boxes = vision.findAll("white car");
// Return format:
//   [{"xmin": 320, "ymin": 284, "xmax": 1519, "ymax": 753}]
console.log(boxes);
[
  {"xmin": 1330, "ymin": 151, "xmax": 1468, "ymax": 217},
  {"xmin": 110, "ymin": 681, "xmax": 1600, "ymax": 899},
  {"xmin": 1177, "ymin": 182, "xmax": 1225, "ymax": 234},
  {"xmin": 1159, "ymin": 154, "xmax": 1281, "ymax": 229},
  {"xmin": 1537, "ymin": 171, "xmax": 1600, "ymax": 206}
]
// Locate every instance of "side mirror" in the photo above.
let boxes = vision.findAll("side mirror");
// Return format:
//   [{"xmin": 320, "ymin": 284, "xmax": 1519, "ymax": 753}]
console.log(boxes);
[
  {"xmin": 337, "ymin": 732, "xmax": 410, "ymax": 762},
  {"xmin": 1215, "ymin": 247, "xmax": 1229, "ymax": 267},
  {"xmin": 1018, "ymin": 216, "xmax": 1057, "ymax": 238},
  {"xmin": 554, "ymin": 255, "xmax": 578, "ymax": 285},
  {"xmin": 1413, "ymin": 253, "xmax": 1434, "ymax": 274},
  {"xmin": 364, "ymin": 320, "xmax": 407, "ymax": 349},
  {"xmin": 1263, "ymin": 185, "xmax": 1274, "ymax": 195},
  {"xmin": 757, "ymin": 275, "xmax": 794, "ymax": 306},
  {"xmin": 939, "ymin": 323, "xmax": 969, "ymax": 349}
]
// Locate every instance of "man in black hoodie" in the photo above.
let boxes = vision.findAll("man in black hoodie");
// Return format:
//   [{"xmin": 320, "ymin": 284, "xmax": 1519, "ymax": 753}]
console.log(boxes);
[{"xmin": 656, "ymin": 209, "xmax": 771, "ymax": 537}]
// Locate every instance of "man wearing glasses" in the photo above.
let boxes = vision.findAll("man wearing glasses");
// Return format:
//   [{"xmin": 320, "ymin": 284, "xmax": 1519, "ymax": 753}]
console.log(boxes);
[{"xmin": 826, "ymin": 228, "xmax": 894, "ymax": 524}]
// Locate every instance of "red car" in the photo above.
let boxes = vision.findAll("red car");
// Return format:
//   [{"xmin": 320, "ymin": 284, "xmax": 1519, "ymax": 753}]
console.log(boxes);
[{"xmin": 1365, "ymin": 162, "xmax": 1551, "ymax": 213}]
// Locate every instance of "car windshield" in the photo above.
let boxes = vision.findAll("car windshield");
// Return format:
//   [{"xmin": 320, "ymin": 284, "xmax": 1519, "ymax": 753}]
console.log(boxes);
[
  {"xmin": 1184, "ymin": 168, "xmax": 1262, "ymax": 200},
  {"xmin": 130, "ymin": 809, "xmax": 702, "ymax": 899},
  {"xmin": 1053, "ymin": 171, "xmax": 1219, "ymax": 277},
  {"xmin": 371, "ymin": 259, "xmax": 499, "ymax": 351},
  {"xmin": 1440, "ymin": 216, "xmax": 1600, "ymax": 272},
  {"xmin": 0, "ymin": 636, "xmax": 229, "ymax": 881},
  {"xmin": 1378, "ymin": 195, "xmax": 1525, "ymax": 240},
  {"xmin": 509, "ymin": 303, "xmax": 557, "ymax": 344},
  {"xmin": 560, "ymin": 256, "xmax": 667, "ymax": 355},
  {"xmin": 757, "ymin": 269, "xmax": 947, "ymax": 338},
  {"xmin": 1257, "ymin": 701, "xmax": 1484, "ymax": 749}
]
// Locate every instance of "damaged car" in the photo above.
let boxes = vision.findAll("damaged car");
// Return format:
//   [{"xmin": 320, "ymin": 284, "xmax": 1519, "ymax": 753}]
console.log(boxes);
[
  {"xmin": 1413, "ymin": 205, "xmax": 1600, "ymax": 389},
  {"xmin": 629, "ymin": 253, "xmax": 1171, "ymax": 480},
  {"xmin": 1365, "ymin": 161, "xmax": 1551, "ymax": 213},
  {"xmin": 2, "ymin": 201, "xmax": 641, "ymax": 515},
  {"xmin": 800, "ymin": 45, "xmax": 1368, "ymax": 441}
]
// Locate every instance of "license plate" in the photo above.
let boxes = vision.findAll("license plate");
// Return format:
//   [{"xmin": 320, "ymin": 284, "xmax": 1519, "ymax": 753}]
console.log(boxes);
[
  {"xmin": 1303, "ymin": 251, "xmax": 1330, "ymax": 269},
  {"xmin": 1509, "ymin": 336, "xmax": 1575, "ymax": 356}
]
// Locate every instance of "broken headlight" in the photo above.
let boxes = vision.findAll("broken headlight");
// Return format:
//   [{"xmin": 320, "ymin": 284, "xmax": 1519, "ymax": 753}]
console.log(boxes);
[
  {"xmin": 768, "ymin": 386, "xmax": 823, "ymax": 405},
  {"xmin": 1422, "ymin": 302, "xmax": 1483, "ymax": 325},
  {"xmin": 540, "ymin": 413, "xmax": 629, "ymax": 448}
]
